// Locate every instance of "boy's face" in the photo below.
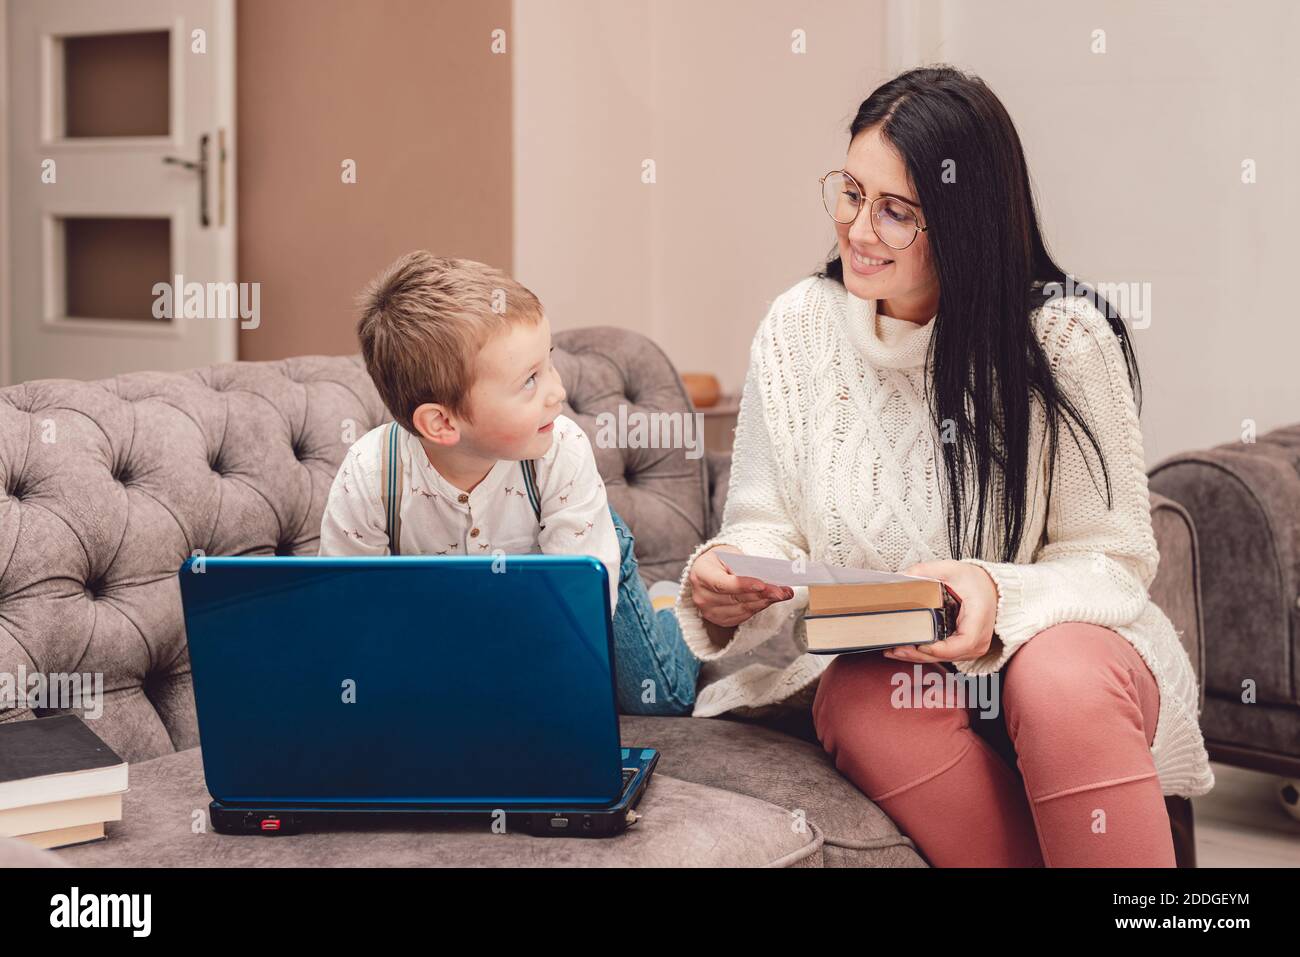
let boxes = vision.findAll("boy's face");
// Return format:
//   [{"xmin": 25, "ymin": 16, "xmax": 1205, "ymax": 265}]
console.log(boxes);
[{"xmin": 414, "ymin": 314, "xmax": 566, "ymax": 464}]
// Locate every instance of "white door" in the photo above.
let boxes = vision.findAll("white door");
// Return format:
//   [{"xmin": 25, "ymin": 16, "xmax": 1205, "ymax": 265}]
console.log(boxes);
[{"xmin": 5, "ymin": 0, "xmax": 235, "ymax": 383}]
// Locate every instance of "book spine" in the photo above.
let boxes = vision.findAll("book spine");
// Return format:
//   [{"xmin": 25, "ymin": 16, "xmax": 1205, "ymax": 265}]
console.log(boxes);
[
  {"xmin": 804, "ymin": 607, "xmax": 937, "ymax": 621},
  {"xmin": 804, "ymin": 608, "xmax": 946, "ymax": 655},
  {"xmin": 805, "ymin": 609, "xmax": 944, "ymax": 655}
]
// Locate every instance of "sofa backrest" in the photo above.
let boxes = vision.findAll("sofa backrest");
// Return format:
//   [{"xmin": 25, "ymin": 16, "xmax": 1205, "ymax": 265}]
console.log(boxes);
[{"xmin": 0, "ymin": 328, "xmax": 710, "ymax": 763}]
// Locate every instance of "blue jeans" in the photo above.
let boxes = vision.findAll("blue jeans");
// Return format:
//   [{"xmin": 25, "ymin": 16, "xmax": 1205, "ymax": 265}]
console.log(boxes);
[{"xmin": 609, "ymin": 506, "xmax": 700, "ymax": 715}]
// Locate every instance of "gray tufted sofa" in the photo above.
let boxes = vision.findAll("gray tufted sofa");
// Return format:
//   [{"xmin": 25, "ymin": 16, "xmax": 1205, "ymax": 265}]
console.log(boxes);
[{"xmin": 0, "ymin": 326, "xmax": 1204, "ymax": 867}]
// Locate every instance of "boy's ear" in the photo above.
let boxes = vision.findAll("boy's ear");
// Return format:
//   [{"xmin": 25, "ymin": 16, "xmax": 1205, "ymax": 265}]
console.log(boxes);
[{"xmin": 410, "ymin": 403, "xmax": 459, "ymax": 446}]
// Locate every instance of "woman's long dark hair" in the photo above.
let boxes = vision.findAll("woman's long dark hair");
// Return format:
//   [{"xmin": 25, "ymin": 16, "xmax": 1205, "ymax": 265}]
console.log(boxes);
[{"xmin": 816, "ymin": 65, "xmax": 1141, "ymax": 563}]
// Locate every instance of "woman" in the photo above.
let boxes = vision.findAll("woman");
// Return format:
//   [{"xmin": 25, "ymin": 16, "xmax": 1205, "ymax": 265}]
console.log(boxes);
[{"xmin": 675, "ymin": 65, "xmax": 1214, "ymax": 867}]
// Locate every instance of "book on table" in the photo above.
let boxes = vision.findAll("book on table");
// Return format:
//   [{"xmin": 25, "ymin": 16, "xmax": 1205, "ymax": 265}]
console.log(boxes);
[
  {"xmin": 0, "ymin": 713, "xmax": 127, "ymax": 849},
  {"xmin": 715, "ymin": 552, "xmax": 961, "ymax": 654}
]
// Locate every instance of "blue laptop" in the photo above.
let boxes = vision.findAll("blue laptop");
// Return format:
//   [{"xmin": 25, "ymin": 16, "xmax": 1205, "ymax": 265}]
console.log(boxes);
[{"xmin": 178, "ymin": 554, "xmax": 659, "ymax": 837}]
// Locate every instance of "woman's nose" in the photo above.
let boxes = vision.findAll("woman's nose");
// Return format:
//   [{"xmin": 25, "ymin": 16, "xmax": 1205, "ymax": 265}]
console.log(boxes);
[{"xmin": 847, "ymin": 203, "xmax": 879, "ymax": 246}]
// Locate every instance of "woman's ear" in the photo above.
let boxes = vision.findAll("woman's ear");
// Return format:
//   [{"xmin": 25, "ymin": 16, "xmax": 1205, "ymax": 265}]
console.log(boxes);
[{"xmin": 410, "ymin": 403, "xmax": 459, "ymax": 446}]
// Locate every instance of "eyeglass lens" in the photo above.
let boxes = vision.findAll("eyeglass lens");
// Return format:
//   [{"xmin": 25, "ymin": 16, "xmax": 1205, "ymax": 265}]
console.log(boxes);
[{"xmin": 821, "ymin": 172, "xmax": 920, "ymax": 250}]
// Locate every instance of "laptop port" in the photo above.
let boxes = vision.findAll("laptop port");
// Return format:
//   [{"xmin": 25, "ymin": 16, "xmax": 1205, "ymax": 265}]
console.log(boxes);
[{"xmin": 548, "ymin": 816, "xmax": 569, "ymax": 829}]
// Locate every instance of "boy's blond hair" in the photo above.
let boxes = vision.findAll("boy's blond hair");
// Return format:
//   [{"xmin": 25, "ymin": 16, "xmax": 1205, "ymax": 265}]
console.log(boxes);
[{"xmin": 357, "ymin": 251, "xmax": 544, "ymax": 433}]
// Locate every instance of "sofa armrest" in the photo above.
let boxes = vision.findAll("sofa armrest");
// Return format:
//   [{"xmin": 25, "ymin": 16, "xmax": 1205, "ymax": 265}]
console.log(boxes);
[
  {"xmin": 706, "ymin": 450, "xmax": 732, "ymax": 540},
  {"xmin": 1149, "ymin": 425, "xmax": 1300, "ymax": 711},
  {"xmin": 1148, "ymin": 491, "xmax": 1207, "ymax": 714}
]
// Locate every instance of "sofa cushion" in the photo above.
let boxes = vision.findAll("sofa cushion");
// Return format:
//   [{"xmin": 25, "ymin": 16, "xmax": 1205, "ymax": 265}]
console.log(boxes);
[
  {"xmin": 620, "ymin": 715, "xmax": 926, "ymax": 867},
  {"xmin": 552, "ymin": 327, "xmax": 711, "ymax": 585},
  {"xmin": 55, "ymin": 747, "xmax": 822, "ymax": 868},
  {"xmin": 1147, "ymin": 492, "xmax": 1206, "ymax": 714}
]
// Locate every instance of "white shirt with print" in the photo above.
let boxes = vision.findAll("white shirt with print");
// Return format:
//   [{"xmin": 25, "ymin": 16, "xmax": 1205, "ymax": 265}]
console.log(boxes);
[{"xmin": 319, "ymin": 414, "xmax": 621, "ymax": 616}]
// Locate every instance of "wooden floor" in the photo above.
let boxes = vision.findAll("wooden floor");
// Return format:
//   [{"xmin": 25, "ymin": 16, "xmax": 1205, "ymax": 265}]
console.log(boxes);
[{"xmin": 1192, "ymin": 763, "xmax": 1300, "ymax": 867}]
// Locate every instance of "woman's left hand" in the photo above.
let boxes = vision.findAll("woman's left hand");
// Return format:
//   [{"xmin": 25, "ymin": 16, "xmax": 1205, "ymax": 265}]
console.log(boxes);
[{"xmin": 884, "ymin": 560, "xmax": 1000, "ymax": 663}]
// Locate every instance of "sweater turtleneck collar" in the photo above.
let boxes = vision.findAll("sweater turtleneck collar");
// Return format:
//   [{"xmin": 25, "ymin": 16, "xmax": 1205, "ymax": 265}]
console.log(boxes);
[{"xmin": 839, "ymin": 285, "xmax": 937, "ymax": 370}]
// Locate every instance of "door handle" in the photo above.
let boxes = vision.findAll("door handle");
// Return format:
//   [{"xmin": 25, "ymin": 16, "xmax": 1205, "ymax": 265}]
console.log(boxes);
[{"xmin": 162, "ymin": 133, "xmax": 210, "ymax": 227}]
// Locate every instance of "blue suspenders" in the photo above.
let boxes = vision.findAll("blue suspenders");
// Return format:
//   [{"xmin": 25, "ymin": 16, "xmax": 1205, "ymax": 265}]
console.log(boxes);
[{"xmin": 380, "ymin": 421, "xmax": 543, "ymax": 554}]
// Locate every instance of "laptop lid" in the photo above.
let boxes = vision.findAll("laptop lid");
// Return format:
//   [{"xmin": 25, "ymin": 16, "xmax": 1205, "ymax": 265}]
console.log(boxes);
[{"xmin": 179, "ymin": 555, "xmax": 625, "ymax": 808}]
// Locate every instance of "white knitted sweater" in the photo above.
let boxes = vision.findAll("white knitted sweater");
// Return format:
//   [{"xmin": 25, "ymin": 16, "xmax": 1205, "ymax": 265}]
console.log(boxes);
[{"xmin": 673, "ymin": 275, "xmax": 1215, "ymax": 798}]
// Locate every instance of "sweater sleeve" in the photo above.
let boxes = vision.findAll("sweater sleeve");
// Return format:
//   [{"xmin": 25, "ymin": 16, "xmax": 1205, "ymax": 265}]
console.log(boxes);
[
  {"xmin": 674, "ymin": 327, "xmax": 811, "ymax": 662},
  {"xmin": 957, "ymin": 299, "xmax": 1157, "ymax": 675}
]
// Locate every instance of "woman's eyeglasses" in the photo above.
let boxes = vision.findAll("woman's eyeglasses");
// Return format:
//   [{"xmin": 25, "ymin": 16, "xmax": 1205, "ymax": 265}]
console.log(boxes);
[{"xmin": 819, "ymin": 170, "xmax": 928, "ymax": 251}]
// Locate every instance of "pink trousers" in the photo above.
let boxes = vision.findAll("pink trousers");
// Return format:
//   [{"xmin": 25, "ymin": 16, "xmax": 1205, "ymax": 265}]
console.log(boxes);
[{"xmin": 811, "ymin": 622, "xmax": 1175, "ymax": 867}]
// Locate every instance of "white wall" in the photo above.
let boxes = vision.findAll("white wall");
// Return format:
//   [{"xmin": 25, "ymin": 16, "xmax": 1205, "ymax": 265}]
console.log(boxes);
[
  {"xmin": 513, "ymin": 0, "xmax": 888, "ymax": 395},
  {"xmin": 514, "ymin": 0, "xmax": 1298, "ymax": 465},
  {"xmin": 854, "ymin": 0, "xmax": 1298, "ymax": 465}
]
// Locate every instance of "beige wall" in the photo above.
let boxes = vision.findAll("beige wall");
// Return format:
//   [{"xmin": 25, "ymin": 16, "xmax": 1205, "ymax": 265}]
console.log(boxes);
[
  {"xmin": 237, "ymin": 0, "xmax": 513, "ymax": 361},
  {"xmin": 513, "ymin": 0, "xmax": 889, "ymax": 395}
]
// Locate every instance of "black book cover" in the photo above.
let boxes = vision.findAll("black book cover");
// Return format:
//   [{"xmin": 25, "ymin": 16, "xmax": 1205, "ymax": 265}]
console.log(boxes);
[{"xmin": 0, "ymin": 714, "xmax": 124, "ymax": 786}]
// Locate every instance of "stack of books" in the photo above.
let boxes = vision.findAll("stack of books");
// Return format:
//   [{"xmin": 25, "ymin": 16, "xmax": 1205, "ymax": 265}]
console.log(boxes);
[
  {"xmin": 0, "ymin": 714, "xmax": 128, "ymax": 849},
  {"xmin": 716, "ymin": 552, "xmax": 961, "ymax": 654}
]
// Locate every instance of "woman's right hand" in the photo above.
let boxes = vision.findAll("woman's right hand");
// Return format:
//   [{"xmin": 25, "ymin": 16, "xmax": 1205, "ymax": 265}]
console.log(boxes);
[{"xmin": 688, "ymin": 545, "xmax": 796, "ymax": 630}]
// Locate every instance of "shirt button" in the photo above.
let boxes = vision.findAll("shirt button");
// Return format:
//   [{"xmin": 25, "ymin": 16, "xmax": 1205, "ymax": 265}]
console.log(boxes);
[
  {"xmin": 457, "ymin": 493, "xmax": 468, "ymax": 504},
  {"xmin": 470, "ymin": 527, "xmax": 480, "ymax": 538}
]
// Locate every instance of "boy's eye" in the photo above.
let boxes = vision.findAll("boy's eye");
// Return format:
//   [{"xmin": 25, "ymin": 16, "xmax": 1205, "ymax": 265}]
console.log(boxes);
[{"xmin": 523, "ymin": 348, "xmax": 553, "ymax": 390}]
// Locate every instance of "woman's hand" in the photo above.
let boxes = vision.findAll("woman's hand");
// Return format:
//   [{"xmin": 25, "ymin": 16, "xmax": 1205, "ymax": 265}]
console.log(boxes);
[
  {"xmin": 689, "ymin": 545, "xmax": 795, "ymax": 630},
  {"xmin": 884, "ymin": 559, "xmax": 1001, "ymax": 663}
]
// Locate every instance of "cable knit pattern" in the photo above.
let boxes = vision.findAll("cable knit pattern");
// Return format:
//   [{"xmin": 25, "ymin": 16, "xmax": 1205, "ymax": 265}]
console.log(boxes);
[{"xmin": 674, "ymin": 275, "xmax": 1215, "ymax": 798}]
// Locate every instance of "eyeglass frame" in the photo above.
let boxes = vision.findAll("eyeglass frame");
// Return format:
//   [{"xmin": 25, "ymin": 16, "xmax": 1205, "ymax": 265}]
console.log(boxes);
[{"xmin": 818, "ymin": 169, "xmax": 929, "ymax": 251}]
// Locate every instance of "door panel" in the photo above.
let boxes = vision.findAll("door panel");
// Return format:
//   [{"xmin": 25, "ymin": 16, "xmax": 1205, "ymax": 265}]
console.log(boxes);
[{"xmin": 6, "ymin": 0, "xmax": 236, "ymax": 382}]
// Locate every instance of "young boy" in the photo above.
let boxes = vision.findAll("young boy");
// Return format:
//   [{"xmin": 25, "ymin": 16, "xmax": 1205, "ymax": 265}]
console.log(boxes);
[{"xmin": 319, "ymin": 251, "xmax": 699, "ymax": 715}]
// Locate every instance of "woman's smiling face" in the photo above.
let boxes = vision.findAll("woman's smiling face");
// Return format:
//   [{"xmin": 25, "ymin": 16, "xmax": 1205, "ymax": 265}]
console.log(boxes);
[{"xmin": 836, "ymin": 125, "xmax": 940, "ymax": 323}]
